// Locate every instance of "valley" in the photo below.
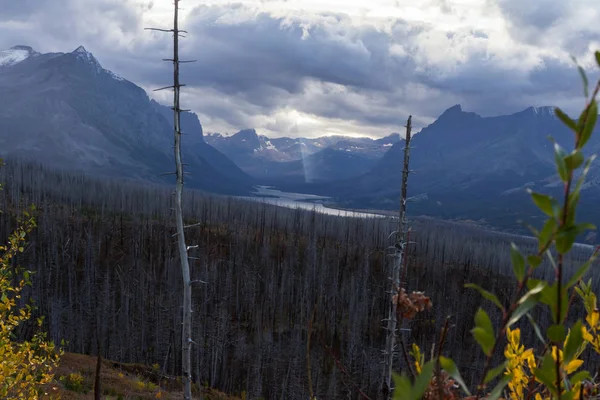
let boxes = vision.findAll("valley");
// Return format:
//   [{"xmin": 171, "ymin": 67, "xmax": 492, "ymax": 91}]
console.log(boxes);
[
  {"xmin": 1, "ymin": 20, "xmax": 600, "ymax": 400},
  {"xmin": 239, "ymin": 185, "xmax": 388, "ymax": 218}
]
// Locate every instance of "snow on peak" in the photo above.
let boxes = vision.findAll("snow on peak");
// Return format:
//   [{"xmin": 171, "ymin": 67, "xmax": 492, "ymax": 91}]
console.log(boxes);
[
  {"xmin": 531, "ymin": 106, "xmax": 555, "ymax": 116},
  {"xmin": 107, "ymin": 70, "xmax": 125, "ymax": 81},
  {"xmin": 72, "ymin": 45, "xmax": 100, "ymax": 65},
  {"xmin": 0, "ymin": 45, "xmax": 37, "ymax": 67},
  {"xmin": 70, "ymin": 45, "xmax": 124, "ymax": 81}
]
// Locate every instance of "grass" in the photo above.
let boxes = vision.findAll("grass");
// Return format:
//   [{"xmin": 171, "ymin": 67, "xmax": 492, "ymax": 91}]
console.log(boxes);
[{"xmin": 45, "ymin": 352, "xmax": 241, "ymax": 399}]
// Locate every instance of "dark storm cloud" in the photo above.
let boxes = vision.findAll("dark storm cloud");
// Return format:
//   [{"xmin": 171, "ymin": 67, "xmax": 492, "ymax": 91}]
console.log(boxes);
[
  {"xmin": 0, "ymin": 0, "xmax": 143, "ymax": 53},
  {"xmin": 0, "ymin": 0, "xmax": 598, "ymax": 136},
  {"xmin": 1, "ymin": 1, "xmax": 41, "ymax": 21},
  {"xmin": 175, "ymin": 6, "xmax": 409, "ymax": 94}
]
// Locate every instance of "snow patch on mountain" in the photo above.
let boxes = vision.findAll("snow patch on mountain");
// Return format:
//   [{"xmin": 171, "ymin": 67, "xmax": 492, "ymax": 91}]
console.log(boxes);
[
  {"xmin": 531, "ymin": 106, "xmax": 555, "ymax": 116},
  {"xmin": 0, "ymin": 46, "xmax": 37, "ymax": 67},
  {"xmin": 70, "ymin": 45, "xmax": 124, "ymax": 81}
]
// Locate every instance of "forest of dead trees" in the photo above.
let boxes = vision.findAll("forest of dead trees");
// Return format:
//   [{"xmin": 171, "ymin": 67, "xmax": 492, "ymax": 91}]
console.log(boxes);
[{"xmin": 1, "ymin": 157, "xmax": 599, "ymax": 399}]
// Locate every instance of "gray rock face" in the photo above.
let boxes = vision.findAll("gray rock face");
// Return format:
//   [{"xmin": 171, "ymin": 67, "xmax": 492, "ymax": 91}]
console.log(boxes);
[{"xmin": 0, "ymin": 45, "xmax": 252, "ymax": 194}]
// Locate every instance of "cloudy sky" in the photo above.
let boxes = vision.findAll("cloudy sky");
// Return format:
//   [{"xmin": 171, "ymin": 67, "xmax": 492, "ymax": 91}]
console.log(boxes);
[{"xmin": 1, "ymin": 0, "xmax": 599, "ymax": 138}]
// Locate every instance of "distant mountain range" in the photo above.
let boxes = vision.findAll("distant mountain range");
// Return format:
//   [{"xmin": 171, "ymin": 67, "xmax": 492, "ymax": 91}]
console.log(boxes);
[
  {"xmin": 206, "ymin": 130, "xmax": 398, "ymax": 182},
  {"xmin": 0, "ymin": 45, "xmax": 251, "ymax": 195},
  {"xmin": 2, "ymin": 44, "xmax": 600, "ymax": 232},
  {"xmin": 299, "ymin": 104, "xmax": 600, "ymax": 231}
]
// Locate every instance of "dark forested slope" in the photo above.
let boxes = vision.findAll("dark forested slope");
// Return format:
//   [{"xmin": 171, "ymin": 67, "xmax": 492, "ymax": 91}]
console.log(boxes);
[{"xmin": 0, "ymin": 159, "xmax": 597, "ymax": 399}]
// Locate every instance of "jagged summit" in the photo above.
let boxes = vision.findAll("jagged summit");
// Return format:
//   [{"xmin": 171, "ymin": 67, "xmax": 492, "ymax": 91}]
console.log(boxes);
[
  {"xmin": 444, "ymin": 104, "xmax": 462, "ymax": 113},
  {"xmin": 71, "ymin": 45, "xmax": 101, "ymax": 66},
  {"xmin": 65, "ymin": 45, "xmax": 125, "ymax": 81}
]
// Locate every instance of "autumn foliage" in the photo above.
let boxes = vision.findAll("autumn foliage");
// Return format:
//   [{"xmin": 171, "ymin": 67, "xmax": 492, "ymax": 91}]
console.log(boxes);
[{"xmin": 0, "ymin": 160, "xmax": 62, "ymax": 399}]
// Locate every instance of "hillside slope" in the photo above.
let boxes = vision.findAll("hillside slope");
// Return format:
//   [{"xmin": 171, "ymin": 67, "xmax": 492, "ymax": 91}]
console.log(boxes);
[{"xmin": 0, "ymin": 45, "xmax": 252, "ymax": 195}]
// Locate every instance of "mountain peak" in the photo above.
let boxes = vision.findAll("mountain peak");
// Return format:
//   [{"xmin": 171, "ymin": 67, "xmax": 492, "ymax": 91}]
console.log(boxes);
[
  {"xmin": 71, "ymin": 45, "xmax": 101, "ymax": 66},
  {"xmin": 73, "ymin": 45, "xmax": 89, "ymax": 54},
  {"xmin": 0, "ymin": 45, "xmax": 38, "ymax": 67},
  {"xmin": 528, "ymin": 106, "xmax": 556, "ymax": 116},
  {"xmin": 441, "ymin": 104, "xmax": 462, "ymax": 115},
  {"xmin": 233, "ymin": 129, "xmax": 259, "ymax": 141},
  {"xmin": 67, "ymin": 45, "xmax": 125, "ymax": 81}
]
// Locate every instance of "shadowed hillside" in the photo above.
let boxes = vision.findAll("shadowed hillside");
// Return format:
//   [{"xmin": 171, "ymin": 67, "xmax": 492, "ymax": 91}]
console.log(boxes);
[{"xmin": 1, "ymin": 158, "xmax": 599, "ymax": 399}]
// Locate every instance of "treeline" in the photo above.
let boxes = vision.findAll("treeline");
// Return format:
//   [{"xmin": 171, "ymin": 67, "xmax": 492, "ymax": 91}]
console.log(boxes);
[{"xmin": 0, "ymin": 157, "xmax": 597, "ymax": 399}]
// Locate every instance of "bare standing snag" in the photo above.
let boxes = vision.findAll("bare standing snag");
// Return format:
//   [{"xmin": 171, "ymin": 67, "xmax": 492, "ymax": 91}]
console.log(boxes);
[{"xmin": 146, "ymin": 1, "xmax": 197, "ymax": 398}]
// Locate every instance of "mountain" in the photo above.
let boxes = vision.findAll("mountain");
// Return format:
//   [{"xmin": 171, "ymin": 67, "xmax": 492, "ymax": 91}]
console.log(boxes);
[
  {"xmin": 308, "ymin": 104, "xmax": 600, "ymax": 230},
  {"xmin": 0, "ymin": 45, "xmax": 252, "ymax": 195},
  {"xmin": 205, "ymin": 130, "xmax": 398, "ymax": 181}
]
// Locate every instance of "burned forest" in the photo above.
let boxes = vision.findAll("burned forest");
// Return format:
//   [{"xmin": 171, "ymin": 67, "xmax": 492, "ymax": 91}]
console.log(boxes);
[{"xmin": 1, "ymin": 158, "xmax": 599, "ymax": 399}]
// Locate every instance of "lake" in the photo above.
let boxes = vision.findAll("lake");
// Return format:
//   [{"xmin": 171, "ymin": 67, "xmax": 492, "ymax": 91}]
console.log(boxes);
[{"xmin": 238, "ymin": 186, "xmax": 388, "ymax": 219}]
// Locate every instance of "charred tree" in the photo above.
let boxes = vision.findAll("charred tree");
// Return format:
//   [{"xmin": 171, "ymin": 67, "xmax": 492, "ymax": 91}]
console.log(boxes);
[
  {"xmin": 146, "ymin": 1, "xmax": 195, "ymax": 398},
  {"xmin": 382, "ymin": 115, "xmax": 412, "ymax": 398}
]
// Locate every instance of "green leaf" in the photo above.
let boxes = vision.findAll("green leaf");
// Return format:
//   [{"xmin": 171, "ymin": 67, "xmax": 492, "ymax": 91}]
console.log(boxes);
[
  {"xmin": 526, "ymin": 313, "xmax": 547, "ymax": 345},
  {"xmin": 595, "ymin": 51, "xmax": 600, "ymax": 67},
  {"xmin": 538, "ymin": 218, "xmax": 557, "ymax": 252},
  {"xmin": 539, "ymin": 282, "xmax": 568, "ymax": 323},
  {"xmin": 567, "ymin": 252, "xmax": 599, "ymax": 288},
  {"xmin": 567, "ymin": 192, "xmax": 581, "ymax": 226},
  {"xmin": 508, "ymin": 296, "xmax": 538, "ymax": 327},
  {"xmin": 527, "ymin": 254, "xmax": 542, "ymax": 269},
  {"xmin": 556, "ymin": 227, "xmax": 578, "ymax": 254},
  {"xmin": 546, "ymin": 249, "xmax": 558, "ymax": 271},
  {"xmin": 554, "ymin": 142, "xmax": 569, "ymax": 182},
  {"xmin": 472, "ymin": 308, "xmax": 495, "ymax": 356},
  {"xmin": 472, "ymin": 327, "xmax": 495, "ymax": 357},
  {"xmin": 547, "ymin": 324, "xmax": 567, "ymax": 343},
  {"xmin": 580, "ymin": 100, "xmax": 598, "ymax": 148},
  {"xmin": 519, "ymin": 280, "xmax": 546, "ymax": 303},
  {"xmin": 534, "ymin": 352, "xmax": 558, "ymax": 394},
  {"xmin": 528, "ymin": 190, "xmax": 557, "ymax": 217},
  {"xmin": 576, "ymin": 222, "xmax": 596, "ymax": 233},
  {"xmin": 562, "ymin": 390, "xmax": 576, "ymax": 400},
  {"xmin": 572, "ymin": 56, "xmax": 589, "ymax": 98},
  {"xmin": 412, "ymin": 361, "xmax": 434, "ymax": 400},
  {"xmin": 392, "ymin": 373, "xmax": 412, "ymax": 400},
  {"xmin": 510, "ymin": 243, "xmax": 525, "ymax": 282},
  {"xmin": 564, "ymin": 150, "xmax": 584, "ymax": 171},
  {"xmin": 439, "ymin": 356, "xmax": 471, "ymax": 396},
  {"xmin": 570, "ymin": 370, "xmax": 591, "ymax": 386},
  {"xmin": 564, "ymin": 320, "xmax": 584, "ymax": 364},
  {"xmin": 475, "ymin": 307, "xmax": 494, "ymax": 335},
  {"xmin": 484, "ymin": 362, "xmax": 508, "ymax": 385},
  {"xmin": 464, "ymin": 283, "xmax": 504, "ymax": 311},
  {"xmin": 486, "ymin": 374, "xmax": 512, "ymax": 400},
  {"xmin": 555, "ymin": 107, "xmax": 578, "ymax": 132}
]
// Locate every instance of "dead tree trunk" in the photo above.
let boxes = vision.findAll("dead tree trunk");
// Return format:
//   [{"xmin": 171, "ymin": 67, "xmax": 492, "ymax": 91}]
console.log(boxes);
[
  {"xmin": 146, "ymin": 2, "xmax": 194, "ymax": 398},
  {"xmin": 172, "ymin": 3, "xmax": 193, "ymax": 399},
  {"xmin": 382, "ymin": 115, "xmax": 412, "ymax": 398}
]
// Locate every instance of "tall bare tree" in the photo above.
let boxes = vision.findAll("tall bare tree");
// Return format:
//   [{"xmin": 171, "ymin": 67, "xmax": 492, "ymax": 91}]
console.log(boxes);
[
  {"xmin": 382, "ymin": 115, "xmax": 412, "ymax": 398},
  {"xmin": 147, "ymin": 1, "xmax": 193, "ymax": 398}
]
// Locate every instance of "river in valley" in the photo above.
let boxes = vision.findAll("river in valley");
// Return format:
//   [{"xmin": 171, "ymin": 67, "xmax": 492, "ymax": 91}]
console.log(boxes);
[{"xmin": 238, "ymin": 186, "xmax": 388, "ymax": 219}]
